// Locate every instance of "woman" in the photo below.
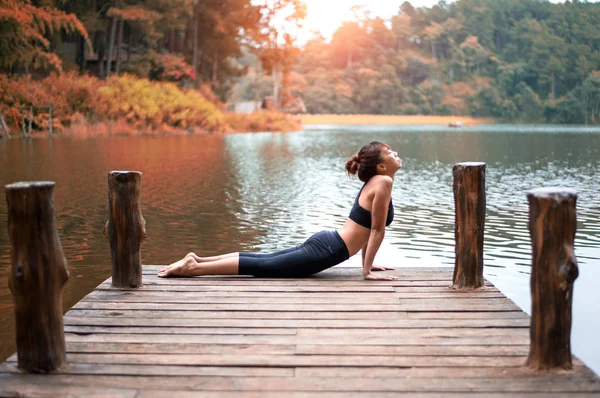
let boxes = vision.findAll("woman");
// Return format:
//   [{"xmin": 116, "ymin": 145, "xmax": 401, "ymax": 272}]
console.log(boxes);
[{"xmin": 158, "ymin": 141, "xmax": 401, "ymax": 281}]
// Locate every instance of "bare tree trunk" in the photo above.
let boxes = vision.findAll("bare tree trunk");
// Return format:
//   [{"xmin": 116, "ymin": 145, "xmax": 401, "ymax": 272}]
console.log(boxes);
[
  {"xmin": 106, "ymin": 17, "xmax": 118, "ymax": 78},
  {"xmin": 212, "ymin": 49, "xmax": 219, "ymax": 86},
  {"xmin": 272, "ymin": 63, "xmax": 279, "ymax": 108},
  {"xmin": 104, "ymin": 171, "xmax": 147, "ymax": 288},
  {"xmin": 525, "ymin": 188, "xmax": 579, "ymax": 370},
  {"xmin": 127, "ymin": 33, "xmax": 132, "ymax": 63},
  {"xmin": 6, "ymin": 181, "xmax": 69, "ymax": 372},
  {"xmin": 115, "ymin": 18, "xmax": 124, "ymax": 75},
  {"xmin": 192, "ymin": 13, "xmax": 199, "ymax": 86},
  {"xmin": 551, "ymin": 72, "xmax": 556, "ymax": 100},
  {"xmin": 451, "ymin": 162, "xmax": 486, "ymax": 290},
  {"xmin": 169, "ymin": 30, "xmax": 176, "ymax": 52},
  {"xmin": 254, "ymin": 55, "xmax": 261, "ymax": 107}
]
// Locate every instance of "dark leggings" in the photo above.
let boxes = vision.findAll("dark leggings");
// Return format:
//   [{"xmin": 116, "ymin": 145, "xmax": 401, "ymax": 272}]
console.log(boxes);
[{"xmin": 238, "ymin": 230, "xmax": 350, "ymax": 278}]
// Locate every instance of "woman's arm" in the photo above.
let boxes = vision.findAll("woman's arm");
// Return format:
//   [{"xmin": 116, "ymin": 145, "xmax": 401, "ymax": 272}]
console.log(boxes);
[
  {"xmin": 362, "ymin": 241, "xmax": 394, "ymax": 271},
  {"xmin": 362, "ymin": 176, "xmax": 397, "ymax": 280}
]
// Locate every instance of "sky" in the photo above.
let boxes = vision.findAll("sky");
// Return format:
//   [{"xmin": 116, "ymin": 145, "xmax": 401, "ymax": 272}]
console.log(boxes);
[{"xmin": 298, "ymin": 0, "xmax": 437, "ymax": 42}]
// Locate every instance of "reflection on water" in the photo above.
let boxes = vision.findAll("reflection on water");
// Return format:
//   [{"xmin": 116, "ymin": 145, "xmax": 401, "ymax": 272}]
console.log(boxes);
[{"xmin": 0, "ymin": 125, "xmax": 599, "ymax": 374}]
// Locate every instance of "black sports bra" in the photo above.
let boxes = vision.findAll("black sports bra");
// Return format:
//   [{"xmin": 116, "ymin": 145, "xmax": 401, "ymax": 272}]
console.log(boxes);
[{"xmin": 348, "ymin": 184, "xmax": 394, "ymax": 229}]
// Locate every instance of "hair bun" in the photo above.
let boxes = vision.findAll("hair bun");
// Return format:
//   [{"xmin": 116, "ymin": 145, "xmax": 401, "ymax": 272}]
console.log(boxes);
[{"xmin": 345, "ymin": 153, "xmax": 360, "ymax": 176}]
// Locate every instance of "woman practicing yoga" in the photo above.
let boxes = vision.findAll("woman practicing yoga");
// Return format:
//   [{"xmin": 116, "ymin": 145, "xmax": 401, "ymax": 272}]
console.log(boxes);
[{"xmin": 158, "ymin": 141, "xmax": 402, "ymax": 281}]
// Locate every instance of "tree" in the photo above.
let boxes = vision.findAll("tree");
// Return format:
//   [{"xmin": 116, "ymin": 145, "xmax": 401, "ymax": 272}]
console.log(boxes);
[{"xmin": 0, "ymin": 0, "xmax": 91, "ymax": 72}]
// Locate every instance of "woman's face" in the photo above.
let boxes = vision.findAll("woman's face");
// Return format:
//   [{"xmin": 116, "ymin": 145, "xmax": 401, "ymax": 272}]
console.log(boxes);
[{"xmin": 380, "ymin": 146, "xmax": 402, "ymax": 172}]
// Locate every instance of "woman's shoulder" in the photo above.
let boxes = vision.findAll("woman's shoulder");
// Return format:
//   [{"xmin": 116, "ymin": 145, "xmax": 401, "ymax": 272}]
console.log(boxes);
[
  {"xmin": 369, "ymin": 175, "xmax": 393, "ymax": 189},
  {"xmin": 366, "ymin": 176, "xmax": 392, "ymax": 199}
]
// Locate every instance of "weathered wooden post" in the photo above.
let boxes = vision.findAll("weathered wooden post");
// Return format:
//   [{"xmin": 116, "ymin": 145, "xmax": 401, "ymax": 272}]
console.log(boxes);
[
  {"xmin": 5, "ymin": 182, "xmax": 69, "ymax": 372},
  {"xmin": 525, "ymin": 187, "xmax": 579, "ymax": 370},
  {"xmin": 451, "ymin": 162, "xmax": 486, "ymax": 290},
  {"xmin": 104, "ymin": 171, "xmax": 147, "ymax": 288}
]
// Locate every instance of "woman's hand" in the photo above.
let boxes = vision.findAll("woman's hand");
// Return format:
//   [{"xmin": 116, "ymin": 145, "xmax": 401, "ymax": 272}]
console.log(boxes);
[
  {"xmin": 364, "ymin": 272, "xmax": 399, "ymax": 281},
  {"xmin": 370, "ymin": 265, "xmax": 395, "ymax": 271}
]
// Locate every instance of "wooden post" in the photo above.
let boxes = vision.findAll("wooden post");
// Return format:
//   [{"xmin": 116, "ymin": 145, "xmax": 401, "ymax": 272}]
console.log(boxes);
[
  {"xmin": 104, "ymin": 171, "xmax": 147, "ymax": 288},
  {"xmin": 451, "ymin": 162, "xmax": 486, "ymax": 290},
  {"xmin": 525, "ymin": 187, "xmax": 579, "ymax": 370},
  {"xmin": 5, "ymin": 182, "xmax": 69, "ymax": 372}
]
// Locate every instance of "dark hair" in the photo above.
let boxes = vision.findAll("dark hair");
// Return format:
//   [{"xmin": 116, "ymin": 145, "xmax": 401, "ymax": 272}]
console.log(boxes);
[{"xmin": 344, "ymin": 141, "xmax": 390, "ymax": 182}]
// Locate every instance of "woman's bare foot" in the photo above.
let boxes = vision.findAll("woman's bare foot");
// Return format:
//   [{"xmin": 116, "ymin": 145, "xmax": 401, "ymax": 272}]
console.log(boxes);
[{"xmin": 158, "ymin": 257, "xmax": 200, "ymax": 278}]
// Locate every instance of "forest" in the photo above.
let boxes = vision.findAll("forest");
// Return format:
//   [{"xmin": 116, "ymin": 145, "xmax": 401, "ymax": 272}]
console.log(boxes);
[
  {"xmin": 0, "ymin": 0, "xmax": 304, "ymax": 134},
  {"xmin": 1, "ymin": 0, "xmax": 600, "ymax": 135},
  {"xmin": 253, "ymin": 0, "xmax": 600, "ymax": 124}
]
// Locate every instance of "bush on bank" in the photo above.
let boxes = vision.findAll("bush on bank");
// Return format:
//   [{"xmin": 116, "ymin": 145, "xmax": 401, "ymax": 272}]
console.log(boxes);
[{"xmin": 0, "ymin": 72, "xmax": 300, "ymax": 136}]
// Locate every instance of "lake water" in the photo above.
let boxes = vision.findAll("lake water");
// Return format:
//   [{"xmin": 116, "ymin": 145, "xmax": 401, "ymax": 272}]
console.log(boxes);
[{"xmin": 0, "ymin": 125, "xmax": 599, "ymax": 375}]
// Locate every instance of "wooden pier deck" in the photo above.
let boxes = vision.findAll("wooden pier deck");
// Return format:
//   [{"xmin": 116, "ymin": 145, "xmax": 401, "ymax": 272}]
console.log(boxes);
[{"xmin": 1, "ymin": 266, "xmax": 599, "ymax": 397}]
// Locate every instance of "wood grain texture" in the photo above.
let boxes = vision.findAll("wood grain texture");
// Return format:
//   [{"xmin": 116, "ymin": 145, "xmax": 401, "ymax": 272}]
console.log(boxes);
[
  {"xmin": 526, "ymin": 188, "xmax": 579, "ymax": 370},
  {"xmin": 105, "ymin": 171, "xmax": 147, "ymax": 288},
  {"xmin": 5, "ymin": 181, "xmax": 69, "ymax": 373},
  {"xmin": 1, "ymin": 266, "xmax": 598, "ymax": 395},
  {"xmin": 452, "ymin": 162, "xmax": 486, "ymax": 290}
]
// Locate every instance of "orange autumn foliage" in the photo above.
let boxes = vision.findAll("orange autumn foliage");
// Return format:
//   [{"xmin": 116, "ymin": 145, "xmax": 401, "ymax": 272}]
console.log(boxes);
[
  {"xmin": 0, "ymin": 0, "xmax": 92, "ymax": 71},
  {"xmin": 0, "ymin": 72, "xmax": 300, "ymax": 136}
]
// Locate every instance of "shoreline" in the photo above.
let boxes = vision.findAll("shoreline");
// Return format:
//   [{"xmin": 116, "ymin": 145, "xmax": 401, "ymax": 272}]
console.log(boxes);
[{"xmin": 300, "ymin": 114, "xmax": 495, "ymax": 125}]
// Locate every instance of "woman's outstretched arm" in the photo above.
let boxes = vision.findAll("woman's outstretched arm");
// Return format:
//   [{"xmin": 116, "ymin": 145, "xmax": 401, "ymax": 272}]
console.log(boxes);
[
  {"xmin": 362, "ymin": 176, "xmax": 398, "ymax": 281},
  {"xmin": 362, "ymin": 242, "xmax": 395, "ymax": 272}
]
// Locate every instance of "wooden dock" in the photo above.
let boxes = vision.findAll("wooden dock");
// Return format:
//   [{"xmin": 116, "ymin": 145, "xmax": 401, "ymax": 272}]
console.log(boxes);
[{"xmin": 1, "ymin": 266, "xmax": 599, "ymax": 397}]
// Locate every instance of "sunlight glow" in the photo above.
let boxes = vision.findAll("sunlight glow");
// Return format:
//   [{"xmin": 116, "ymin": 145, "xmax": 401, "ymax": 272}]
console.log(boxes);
[{"xmin": 297, "ymin": 0, "xmax": 437, "ymax": 43}]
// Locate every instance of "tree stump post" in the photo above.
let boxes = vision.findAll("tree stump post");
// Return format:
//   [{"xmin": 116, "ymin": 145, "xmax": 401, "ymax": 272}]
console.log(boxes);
[
  {"xmin": 5, "ymin": 181, "xmax": 69, "ymax": 372},
  {"xmin": 526, "ymin": 187, "xmax": 579, "ymax": 370},
  {"xmin": 452, "ymin": 162, "xmax": 486, "ymax": 290},
  {"xmin": 104, "ymin": 171, "xmax": 147, "ymax": 288}
]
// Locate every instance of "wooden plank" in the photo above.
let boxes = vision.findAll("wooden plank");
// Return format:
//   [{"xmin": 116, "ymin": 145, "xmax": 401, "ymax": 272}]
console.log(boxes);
[
  {"xmin": 97, "ymin": 283, "xmax": 399, "ymax": 292},
  {"xmin": 64, "ymin": 342, "xmax": 296, "ymax": 355},
  {"xmin": 294, "ymin": 365, "xmax": 598, "ymax": 379},
  {"xmin": 141, "ymin": 265, "xmax": 456, "ymax": 274},
  {"xmin": 63, "ymin": 316, "xmax": 530, "ymax": 329},
  {"xmin": 297, "ymin": 328, "xmax": 528, "ymax": 337},
  {"xmin": 407, "ymin": 312, "xmax": 528, "ymax": 320},
  {"xmin": 59, "ymin": 342, "xmax": 528, "ymax": 357},
  {"xmin": 95, "ymin": 285, "xmax": 500, "ymax": 293},
  {"xmin": 0, "ymin": 362, "xmax": 294, "ymax": 377},
  {"xmin": 3, "ymin": 353, "xmax": 531, "ymax": 367},
  {"xmin": 63, "ymin": 325, "xmax": 528, "ymax": 338},
  {"xmin": 64, "ymin": 326, "xmax": 298, "ymax": 335},
  {"xmin": 66, "ymin": 309, "xmax": 411, "ymax": 320},
  {"xmin": 295, "ymin": 345, "xmax": 530, "ymax": 357},
  {"xmin": 87, "ymin": 290, "xmax": 506, "ymax": 301},
  {"xmin": 139, "ymin": 273, "xmax": 458, "ymax": 282},
  {"xmin": 135, "ymin": 392, "xmax": 598, "ymax": 398},
  {"xmin": 0, "ymin": 379, "xmax": 138, "ymax": 398},
  {"xmin": 71, "ymin": 301, "xmax": 521, "ymax": 312},
  {"xmin": 1, "ymin": 374, "xmax": 599, "ymax": 393},
  {"xmin": 66, "ymin": 309, "xmax": 527, "ymax": 320},
  {"xmin": 123, "ymin": 279, "xmax": 494, "ymax": 288},
  {"xmin": 63, "ymin": 333, "xmax": 531, "ymax": 345}
]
